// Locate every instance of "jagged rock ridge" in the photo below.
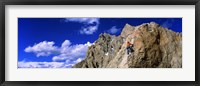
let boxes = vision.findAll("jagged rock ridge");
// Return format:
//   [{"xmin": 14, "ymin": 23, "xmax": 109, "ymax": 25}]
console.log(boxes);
[{"xmin": 73, "ymin": 22, "xmax": 182, "ymax": 68}]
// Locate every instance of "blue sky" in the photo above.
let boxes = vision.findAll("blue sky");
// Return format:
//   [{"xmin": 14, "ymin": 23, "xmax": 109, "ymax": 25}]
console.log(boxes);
[{"xmin": 18, "ymin": 18, "xmax": 182, "ymax": 68}]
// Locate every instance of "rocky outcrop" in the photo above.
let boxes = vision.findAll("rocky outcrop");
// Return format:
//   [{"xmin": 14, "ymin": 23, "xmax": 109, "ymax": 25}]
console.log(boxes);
[{"xmin": 73, "ymin": 22, "xmax": 182, "ymax": 68}]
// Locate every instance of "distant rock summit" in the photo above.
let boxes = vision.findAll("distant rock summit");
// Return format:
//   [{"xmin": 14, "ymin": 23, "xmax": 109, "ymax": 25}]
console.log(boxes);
[{"xmin": 73, "ymin": 22, "xmax": 182, "ymax": 68}]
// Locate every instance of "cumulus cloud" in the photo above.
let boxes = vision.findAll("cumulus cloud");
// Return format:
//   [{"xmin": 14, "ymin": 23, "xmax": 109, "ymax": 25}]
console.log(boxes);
[
  {"xmin": 107, "ymin": 26, "xmax": 121, "ymax": 34},
  {"xmin": 65, "ymin": 18, "xmax": 100, "ymax": 35},
  {"xmin": 52, "ymin": 40, "xmax": 92, "ymax": 62},
  {"xmin": 61, "ymin": 40, "xmax": 71, "ymax": 47},
  {"xmin": 24, "ymin": 41, "xmax": 60, "ymax": 57},
  {"xmin": 80, "ymin": 26, "xmax": 98, "ymax": 35},
  {"xmin": 24, "ymin": 40, "xmax": 92, "ymax": 68},
  {"xmin": 18, "ymin": 61, "xmax": 74, "ymax": 68},
  {"xmin": 64, "ymin": 18, "xmax": 99, "ymax": 24}
]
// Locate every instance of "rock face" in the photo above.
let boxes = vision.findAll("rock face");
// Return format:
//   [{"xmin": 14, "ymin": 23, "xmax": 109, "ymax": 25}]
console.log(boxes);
[{"xmin": 73, "ymin": 22, "xmax": 182, "ymax": 68}]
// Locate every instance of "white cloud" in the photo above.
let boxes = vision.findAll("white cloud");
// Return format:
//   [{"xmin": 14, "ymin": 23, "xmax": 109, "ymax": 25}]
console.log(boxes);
[
  {"xmin": 107, "ymin": 26, "xmax": 120, "ymax": 34},
  {"xmin": 61, "ymin": 40, "xmax": 71, "ymax": 47},
  {"xmin": 52, "ymin": 54, "xmax": 68, "ymax": 61},
  {"xmin": 18, "ymin": 58, "xmax": 84, "ymax": 68},
  {"xmin": 24, "ymin": 41, "xmax": 59, "ymax": 57},
  {"xmin": 80, "ymin": 26, "xmax": 98, "ymax": 35},
  {"xmin": 65, "ymin": 18, "xmax": 99, "ymax": 24},
  {"xmin": 52, "ymin": 40, "xmax": 92, "ymax": 62},
  {"xmin": 65, "ymin": 18, "xmax": 100, "ymax": 35},
  {"xmin": 52, "ymin": 40, "xmax": 92, "ymax": 67},
  {"xmin": 18, "ymin": 61, "xmax": 67, "ymax": 68},
  {"xmin": 24, "ymin": 40, "xmax": 93, "ymax": 68}
]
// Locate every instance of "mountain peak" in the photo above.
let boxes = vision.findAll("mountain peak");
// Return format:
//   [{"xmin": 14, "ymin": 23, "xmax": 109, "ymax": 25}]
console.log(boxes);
[
  {"xmin": 73, "ymin": 22, "xmax": 182, "ymax": 68},
  {"xmin": 120, "ymin": 23, "xmax": 135, "ymax": 37}
]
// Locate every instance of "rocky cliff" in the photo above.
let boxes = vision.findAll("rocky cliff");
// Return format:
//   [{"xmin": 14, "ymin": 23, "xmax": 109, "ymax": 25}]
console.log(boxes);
[{"xmin": 73, "ymin": 22, "xmax": 182, "ymax": 68}]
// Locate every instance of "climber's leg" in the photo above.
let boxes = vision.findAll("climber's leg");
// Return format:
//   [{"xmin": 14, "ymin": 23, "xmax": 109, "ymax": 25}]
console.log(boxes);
[
  {"xmin": 130, "ymin": 47, "xmax": 133, "ymax": 52},
  {"xmin": 126, "ymin": 47, "xmax": 129, "ymax": 55},
  {"xmin": 127, "ymin": 47, "xmax": 131, "ymax": 55},
  {"xmin": 126, "ymin": 47, "xmax": 128, "ymax": 54}
]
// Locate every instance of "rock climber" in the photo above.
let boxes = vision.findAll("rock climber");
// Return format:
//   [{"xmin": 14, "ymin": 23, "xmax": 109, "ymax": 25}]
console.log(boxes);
[{"xmin": 126, "ymin": 41, "xmax": 134, "ymax": 55}]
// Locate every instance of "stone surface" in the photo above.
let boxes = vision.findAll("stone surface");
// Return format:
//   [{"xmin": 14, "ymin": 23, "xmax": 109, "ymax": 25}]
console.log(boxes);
[{"xmin": 73, "ymin": 22, "xmax": 182, "ymax": 68}]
